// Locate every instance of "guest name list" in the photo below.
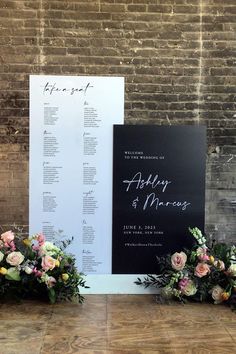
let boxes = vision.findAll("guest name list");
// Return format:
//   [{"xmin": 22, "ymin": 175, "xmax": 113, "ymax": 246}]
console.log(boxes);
[{"xmin": 30, "ymin": 75, "xmax": 124, "ymax": 274}]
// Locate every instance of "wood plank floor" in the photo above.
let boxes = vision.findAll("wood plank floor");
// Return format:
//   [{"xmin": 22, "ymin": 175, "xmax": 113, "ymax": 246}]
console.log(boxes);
[{"xmin": 0, "ymin": 295, "xmax": 235, "ymax": 354}]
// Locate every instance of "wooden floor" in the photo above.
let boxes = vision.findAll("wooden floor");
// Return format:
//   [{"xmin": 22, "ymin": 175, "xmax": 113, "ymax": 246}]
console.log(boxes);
[{"xmin": 0, "ymin": 295, "xmax": 235, "ymax": 354}]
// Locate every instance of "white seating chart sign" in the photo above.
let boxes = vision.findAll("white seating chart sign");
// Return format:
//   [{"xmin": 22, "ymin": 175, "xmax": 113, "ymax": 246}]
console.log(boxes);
[{"xmin": 29, "ymin": 75, "xmax": 124, "ymax": 276}]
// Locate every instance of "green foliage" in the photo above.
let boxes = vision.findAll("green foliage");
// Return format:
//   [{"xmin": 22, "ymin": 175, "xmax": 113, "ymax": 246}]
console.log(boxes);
[
  {"xmin": 212, "ymin": 243, "xmax": 229, "ymax": 263},
  {"xmin": 0, "ymin": 229, "xmax": 89, "ymax": 304},
  {"xmin": 136, "ymin": 227, "xmax": 236, "ymax": 310}
]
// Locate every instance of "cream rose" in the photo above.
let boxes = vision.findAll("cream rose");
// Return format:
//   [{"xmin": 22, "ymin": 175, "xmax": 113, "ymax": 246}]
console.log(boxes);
[
  {"xmin": 1, "ymin": 230, "xmax": 14, "ymax": 244},
  {"xmin": 214, "ymin": 260, "xmax": 225, "ymax": 271},
  {"xmin": 41, "ymin": 255, "xmax": 56, "ymax": 271},
  {"xmin": 0, "ymin": 251, "xmax": 4, "ymax": 262},
  {"xmin": 41, "ymin": 273, "xmax": 56, "ymax": 288},
  {"xmin": 211, "ymin": 285, "xmax": 224, "ymax": 304},
  {"xmin": 171, "ymin": 252, "xmax": 187, "ymax": 270},
  {"xmin": 6, "ymin": 251, "xmax": 24, "ymax": 266},
  {"xmin": 45, "ymin": 276, "xmax": 56, "ymax": 288},
  {"xmin": 227, "ymin": 264, "xmax": 236, "ymax": 277},
  {"xmin": 194, "ymin": 262, "xmax": 211, "ymax": 278}
]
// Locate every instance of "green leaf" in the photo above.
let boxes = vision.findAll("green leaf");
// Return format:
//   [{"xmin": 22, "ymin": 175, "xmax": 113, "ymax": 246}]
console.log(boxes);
[
  {"xmin": 48, "ymin": 287, "xmax": 56, "ymax": 304},
  {"xmin": 213, "ymin": 243, "xmax": 229, "ymax": 261},
  {"xmin": 5, "ymin": 267, "xmax": 21, "ymax": 281}
]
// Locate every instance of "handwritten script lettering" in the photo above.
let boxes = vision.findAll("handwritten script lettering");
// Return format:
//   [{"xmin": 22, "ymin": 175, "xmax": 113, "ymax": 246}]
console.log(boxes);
[
  {"xmin": 123, "ymin": 172, "xmax": 171, "ymax": 193},
  {"xmin": 122, "ymin": 171, "xmax": 191, "ymax": 212},
  {"xmin": 43, "ymin": 82, "xmax": 93, "ymax": 96},
  {"xmin": 143, "ymin": 193, "xmax": 191, "ymax": 211}
]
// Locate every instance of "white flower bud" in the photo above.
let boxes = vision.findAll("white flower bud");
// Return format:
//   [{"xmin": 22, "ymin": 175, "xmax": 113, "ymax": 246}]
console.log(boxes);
[{"xmin": 24, "ymin": 266, "xmax": 33, "ymax": 274}]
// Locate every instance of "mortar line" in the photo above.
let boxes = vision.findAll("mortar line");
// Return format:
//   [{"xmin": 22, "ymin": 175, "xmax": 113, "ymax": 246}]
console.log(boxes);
[
  {"xmin": 196, "ymin": 0, "xmax": 203, "ymax": 125},
  {"xmin": 38, "ymin": 0, "xmax": 45, "ymax": 73}
]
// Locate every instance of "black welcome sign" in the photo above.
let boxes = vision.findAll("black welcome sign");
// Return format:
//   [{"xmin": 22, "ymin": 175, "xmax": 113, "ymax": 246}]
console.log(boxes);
[{"xmin": 112, "ymin": 125, "xmax": 206, "ymax": 274}]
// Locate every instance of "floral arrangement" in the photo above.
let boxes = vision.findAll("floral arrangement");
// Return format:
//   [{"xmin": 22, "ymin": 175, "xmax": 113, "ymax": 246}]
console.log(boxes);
[
  {"xmin": 135, "ymin": 227, "xmax": 236, "ymax": 310},
  {"xmin": 0, "ymin": 229, "xmax": 88, "ymax": 303}
]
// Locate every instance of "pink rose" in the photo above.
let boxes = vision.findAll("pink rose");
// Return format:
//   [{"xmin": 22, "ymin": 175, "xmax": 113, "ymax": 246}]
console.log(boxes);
[
  {"xmin": 41, "ymin": 255, "xmax": 56, "ymax": 271},
  {"xmin": 33, "ymin": 233, "xmax": 46, "ymax": 251},
  {"xmin": 6, "ymin": 251, "xmax": 24, "ymax": 266},
  {"xmin": 171, "ymin": 252, "xmax": 187, "ymax": 271},
  {"xmin": 10, "ymin": 242, "xmax": 16, "ymax": 251},
  {"xmin": 198, "ymin": 254, "xmax": 209, "ymax": 261},
  {"xmin": 194, "ymin": 262, "xmax": 211, "ymax": 278},
  {"xmin": 45, "ymin": 276, "xmax": 56, "ymax": 288},
  {"xmin": 196, "ymin": 247, "xmax": 209, "ymax": 261},
  {"xmin": 1, "ymin": 231, "xmax": 14, "ymax": 244},
  {"xmin": 37, "ymin": 233, "xmax": 45, "ymax": 246},
  {"xmin": 32, "ymin": 244, "xmax": 40, "ymax": 251}
]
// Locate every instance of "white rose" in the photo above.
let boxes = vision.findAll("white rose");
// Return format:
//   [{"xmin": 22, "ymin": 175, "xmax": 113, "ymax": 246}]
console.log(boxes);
[
  {"xmin": 211, "ymin": 285, "xmax": 224, "ymax": 304},
  {"xmin": 6, "ymin": 252, "xmax": 24, "ymax": 266},
  {"xmin": 0, "ymin": 251, "xmax": 4, "ymax": 262},
  {"xmin": 227, "ymin": 264, "xmax": 236, "ymax": 277},
  {"xmin": 214, "ymin": 260, "xmax": 225, "ymax": 271}
]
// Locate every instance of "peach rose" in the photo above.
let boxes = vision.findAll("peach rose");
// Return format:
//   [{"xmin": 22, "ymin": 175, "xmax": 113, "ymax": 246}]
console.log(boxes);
[
  {"xmin": 171, "ymin": 252, "xmax": 187, "ymax": 271},
  {"xmin": 6, "ymin": 251, "xmax": 24, "ymax": 266},
  {"xmin": 1, "ymin": 231, "xmax": 14, "ymax": 244},
  {"xmin": 194, "ymin": 262, "xmax": 210, "ymax": 278},
  {"xmin": 41, "ymin": 255, "xmax": 56, "ymax": 271}
]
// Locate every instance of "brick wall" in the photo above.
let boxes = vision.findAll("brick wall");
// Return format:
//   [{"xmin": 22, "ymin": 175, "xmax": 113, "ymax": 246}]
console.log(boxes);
[{"xmin": 0, "ymin": 0, "xmax": 235, "ymax": 242}]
